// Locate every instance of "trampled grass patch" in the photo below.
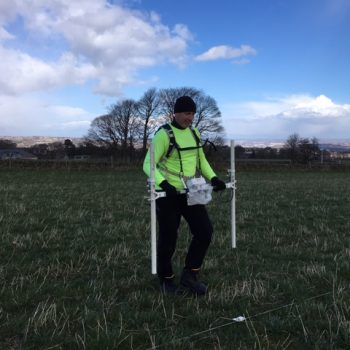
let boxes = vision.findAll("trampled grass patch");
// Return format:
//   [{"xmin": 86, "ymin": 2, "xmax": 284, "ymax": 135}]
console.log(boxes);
[{"xmin": 0, "ymin": 169, "xmax": 349, "ymax": 349}]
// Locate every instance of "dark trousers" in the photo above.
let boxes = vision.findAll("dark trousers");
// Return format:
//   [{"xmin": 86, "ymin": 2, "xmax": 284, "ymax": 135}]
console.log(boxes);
[{"xmin": 156, "ymin": 194, "xmax": 213, "ymax": 279}]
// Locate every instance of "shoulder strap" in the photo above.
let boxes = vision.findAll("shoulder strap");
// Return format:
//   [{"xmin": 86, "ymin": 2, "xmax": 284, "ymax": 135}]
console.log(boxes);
[
  {"xmin": 157, "ymin": 123, "xmax": 202, "ymax": 159},
  {"xmin": 190, "ymin": 127, "xmax": 201, "ymax": 146},
  {"xmin": 156, "ymin": 123, "xmax": 177, "ymax": 159},
  {"xmin": 156, "ymin": 123, "xmax": 204, "ymax": 177}
]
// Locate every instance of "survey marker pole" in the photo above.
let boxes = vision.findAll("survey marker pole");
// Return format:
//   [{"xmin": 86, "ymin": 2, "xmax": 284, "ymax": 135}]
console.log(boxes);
[
  {"xmin": 224, "ymin": 140, "xmax": 236, "ymax": 248},
  {"xmin": 230, "ymin": 140, "xmax": 236, "ymax": 248},
  {"xmin": 150, "ymin": 143, "xmax": 157, "ymax": 275}
]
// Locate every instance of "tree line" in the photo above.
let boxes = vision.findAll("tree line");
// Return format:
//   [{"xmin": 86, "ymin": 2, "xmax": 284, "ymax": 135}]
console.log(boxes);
[
  {"xmin": 0, "ymin": 86, "xmax": 225, "ymax": 162},
  {"xmin": 0, "ymin": 132, "xmax": 324, "ymax": 165},
  {"xmin": 235, "ymin": 133, "xmax": 321, "ymax": 164},
  {"xmin": 87, "ymin": 86, "xmax": 225, "ymax": 157},
  {"xmin": 282, "ymin": 133, "xmax": 320, "ymax": 163}
]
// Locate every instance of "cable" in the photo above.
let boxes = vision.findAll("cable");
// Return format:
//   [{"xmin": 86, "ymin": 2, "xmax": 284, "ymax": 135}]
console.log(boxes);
[
  {"xmin": 212, "ymin": 187, "xmax": 233, "ymax": 204},
  {"xmin": 144, "ymin": 290, "xmax": 335, "ymax": 350}
]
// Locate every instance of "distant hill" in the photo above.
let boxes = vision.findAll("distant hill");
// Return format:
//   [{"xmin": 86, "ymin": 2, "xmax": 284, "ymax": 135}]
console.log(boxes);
[
  {"xmin": 319, "ymin": 143, "xmax": 350, "ymax": 152},
  {"xmin": 0, "ymin": 136, "xmax": 84, "ymax": 148},
  {"xmin": 234, "ymin": 139, "xmax": 350, "ymax": 152}
]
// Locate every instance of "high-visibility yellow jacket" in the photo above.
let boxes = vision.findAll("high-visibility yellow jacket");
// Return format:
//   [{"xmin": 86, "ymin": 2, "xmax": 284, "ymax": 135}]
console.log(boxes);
[{"xmin": 143, "ymin": 123, "xmax": 217, "ymax": 190}]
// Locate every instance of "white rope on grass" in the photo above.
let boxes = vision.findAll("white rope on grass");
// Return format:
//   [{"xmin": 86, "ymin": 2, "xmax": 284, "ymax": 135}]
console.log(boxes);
[{"xmin": 144, "ymin": 290, "xmax": 334, "ymax": 350}]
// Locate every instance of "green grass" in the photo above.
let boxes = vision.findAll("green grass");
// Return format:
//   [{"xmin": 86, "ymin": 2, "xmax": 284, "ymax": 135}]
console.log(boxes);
[{"xmin": 0, "ymin": 168, "xmax": 349, "ymax": 349}]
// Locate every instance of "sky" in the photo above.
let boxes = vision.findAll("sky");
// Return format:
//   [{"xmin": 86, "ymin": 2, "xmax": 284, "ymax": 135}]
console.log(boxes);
[{"xmin": 0, "ymin": 0, "xmax": 350, "ymax": 141}]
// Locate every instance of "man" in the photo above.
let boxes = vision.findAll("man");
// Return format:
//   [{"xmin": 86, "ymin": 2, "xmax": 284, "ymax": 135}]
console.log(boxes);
[{"xmin": 143, "ymin": 96, "xmax": 226, "ymax": 295}]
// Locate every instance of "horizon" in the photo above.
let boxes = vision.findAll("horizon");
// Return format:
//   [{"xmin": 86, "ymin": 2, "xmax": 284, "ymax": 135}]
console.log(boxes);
[
  {"xmin": 2, "ymin": 134, "xmax": 350, "ymax": 146},
  {"xmin": 1, "ymin": 1, "xmax": 350, "ymax": 139}
]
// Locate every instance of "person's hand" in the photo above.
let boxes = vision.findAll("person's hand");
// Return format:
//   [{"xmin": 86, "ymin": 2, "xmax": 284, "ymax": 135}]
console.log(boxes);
[
  {"xmin": 211, "ymin": 177, "xmax": 226, "ymax": 192},
  {"xmin": 160, "ymin": 180, "xmax": 178, "ymax": 197}
]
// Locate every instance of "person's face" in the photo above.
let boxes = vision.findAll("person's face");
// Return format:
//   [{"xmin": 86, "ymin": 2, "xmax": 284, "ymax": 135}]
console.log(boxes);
[{"xmin": 173, "ymin": 111, "xmax": 195, "ymax": 128}]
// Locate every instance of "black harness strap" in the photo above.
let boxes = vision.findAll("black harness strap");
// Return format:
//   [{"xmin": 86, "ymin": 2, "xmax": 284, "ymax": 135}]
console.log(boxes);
[
  {"xmin": 156, "ymin": 123, "xmax": 202, "ymax": 176},
  {"xmin": 162, "ymin": 123, "xmax": 177, "ymax": 158}
]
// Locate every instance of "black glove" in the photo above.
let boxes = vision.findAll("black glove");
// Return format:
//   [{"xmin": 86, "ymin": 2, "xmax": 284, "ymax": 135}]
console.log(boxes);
[
  {"xmin": 160, "ymin": 180, "xmax": 178, "ymax": 197},
  {"xmin": 211, "ymin": 177, "xmax": 226, "ymax": 192}
]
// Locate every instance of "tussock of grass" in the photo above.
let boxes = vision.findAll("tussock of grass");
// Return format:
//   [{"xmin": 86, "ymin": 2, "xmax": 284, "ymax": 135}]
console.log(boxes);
[{"xmin": 0, "ymin": 169, "xmax": 349, "ymax": 349}]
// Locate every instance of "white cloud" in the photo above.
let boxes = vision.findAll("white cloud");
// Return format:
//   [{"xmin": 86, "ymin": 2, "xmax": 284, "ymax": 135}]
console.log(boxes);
[
  {"xmin": 223, "ymin": 94, "xmax": 350, "ymax": 139},
  {"xmin": 0, "ymin": 2, "xmax": 18, "ymax": 25},
  {"xmin": 0, "ymin": 47, "xmax": 97, "ymax": 95},
  {"xmin": 0, "ymin": 94, "xmax": 94, "ymax": 136},
  {"xmin": 0, "ymin": 0, "xmax": 197, "ymax": 136},
  {"xmin": 0, "ymin": 27, "xmax": 14, "ymax": 41},
  {"xmin": 280, "ymin": 95, "xmax": 350, "ymax": 119},
  {"xmin": 195, "ymin": 45, "xmax": 257, "ymax": 62},
  {"xmin": 0, "ymin": 0, "xmax": 192, "ymax": 96}
]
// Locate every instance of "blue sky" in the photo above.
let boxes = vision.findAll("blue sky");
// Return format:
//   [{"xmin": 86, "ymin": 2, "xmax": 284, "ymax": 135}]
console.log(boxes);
[{"xmin": 0, "ymin": 0, "xmax": 350, "ymax": 140}]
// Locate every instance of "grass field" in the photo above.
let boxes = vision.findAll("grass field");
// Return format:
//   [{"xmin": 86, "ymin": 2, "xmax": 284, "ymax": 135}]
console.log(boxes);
[{"xmin": 0, "ymin": 168, "xmax": 349, "ymax": 349}]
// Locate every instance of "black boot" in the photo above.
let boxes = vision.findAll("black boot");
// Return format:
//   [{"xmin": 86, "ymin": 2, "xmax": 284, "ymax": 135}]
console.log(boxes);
[
  {"xmin": 180, "ymin": 269, "xmax": 208, "ymax": 295},
  {"xmin": 159, "ymin": 276, "xmax": 178, "ymax": 295}
]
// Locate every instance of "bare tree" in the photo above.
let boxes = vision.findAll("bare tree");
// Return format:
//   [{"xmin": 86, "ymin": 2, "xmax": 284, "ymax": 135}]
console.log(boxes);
[
  {"xmin": 86, "ymin": 87, "xmax": 225, "ymax": 159},
  {"xmin": 158, "ymin": 87, "xmax": 201, "ymax": 120},
  {"xmin": 283, "ymin": 133, "xmax": 300, "ymax": 163},
  {"xmin": 193, "ymin": 94, "xmax": 224, "ymax": 141},
  {"xmin": 0, "ymin": 139, "xmax": 17, "ymax": 149},
  {"xmin": 283, "ymin": 133, "xmax": 320, "ymax": 163},
  {"xmin": 158, "ymin": 87, "xmax": 224, "ymax": 142},
  {"xmin": 86, "ymin": 99, "xmax": 140, "ymax": 156},
  {"xmin": 299, "ymin": 137, "xmax": 320, "ymax": 164},
  {"xmin": 137, "ymin": 88, "xmax": 161, "ymax": 154},
  {"xmin": 64, "ymin": 139, "xmax": 76, "ymax": 158},
  {"xmin": 111, "ymin": 99, "xmax": 141, "ymax": 150},
  {"xmin": 87, "ymin": 114, "xmax": 120, "ymax": 148}
]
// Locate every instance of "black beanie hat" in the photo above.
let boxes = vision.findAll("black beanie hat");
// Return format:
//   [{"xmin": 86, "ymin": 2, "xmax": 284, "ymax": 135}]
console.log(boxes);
[{"xmin": 174, "ymin": 96, "xmax": 196, "ymax": 113}]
